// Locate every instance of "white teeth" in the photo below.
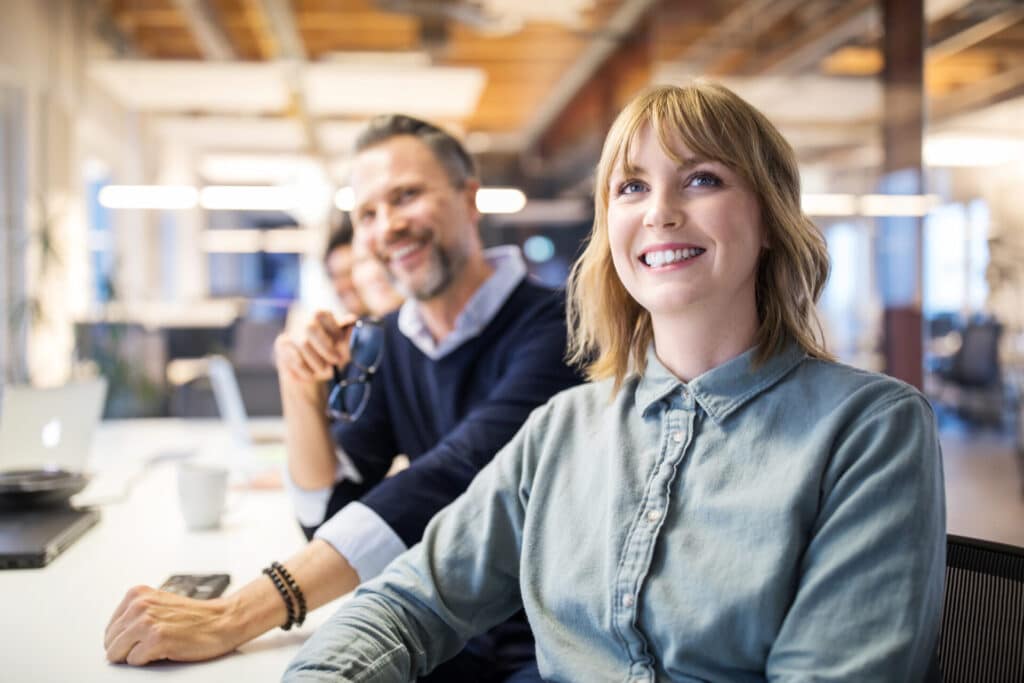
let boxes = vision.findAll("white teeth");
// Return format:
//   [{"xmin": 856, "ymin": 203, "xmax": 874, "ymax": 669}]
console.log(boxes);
[
  {"xmin": 391, "ymin": 243, "xmax": 420, "ymax": 260},
  {"xmin": 642, "ymin": 248, "xmax": 704, "ymax": 267}
]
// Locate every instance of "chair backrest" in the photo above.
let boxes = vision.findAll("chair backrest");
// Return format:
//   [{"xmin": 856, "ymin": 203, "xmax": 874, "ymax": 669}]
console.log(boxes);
[
  {"xmin": 936, "ymin": 534, "xmax": 1024, "ymax": 682},
  {"xmin": 951, "ymin": 321, "xmax": 1002, "ymax": 387}
]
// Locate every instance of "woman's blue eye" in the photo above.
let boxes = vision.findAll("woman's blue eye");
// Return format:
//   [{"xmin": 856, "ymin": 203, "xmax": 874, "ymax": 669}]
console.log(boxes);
[
  {"xmin": 689, "ymin": 173, "xmax": 721, "ymax": 188},
  {"xmin": 619, "ymin": 180, "xmax": 646, "ymax": 195}
]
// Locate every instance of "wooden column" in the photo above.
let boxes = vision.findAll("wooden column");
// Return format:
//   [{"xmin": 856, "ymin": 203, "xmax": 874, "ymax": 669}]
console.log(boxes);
[{"xmin": 879, "ymin": 0, "xmax": 925, "ymax": 389}]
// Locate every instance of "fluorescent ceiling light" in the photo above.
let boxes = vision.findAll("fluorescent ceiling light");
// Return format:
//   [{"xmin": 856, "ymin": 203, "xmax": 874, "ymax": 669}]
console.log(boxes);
[
  {"xmin": 476, "ymin": 188, "xmax": 527, "ymax": 214},
  {"xmin": 89, "ymin": 61, "xmax": 290, "ymax": 113},
  {"xmin": 304, "ymin": 64, "xmax": 486, "ymax": 119},
  {"xmin": 924, "ymin": 135, "xmax": 1024, "ymax": 167},
  {"xmin": 98, "ymin": 185, "xmax": 198, "ymax": 209},
  {"xmin": 157, "ymin": 117, "xmax": 306, "ymax": 151},
  {"xmin": 801, "ymin": 194, "xmax": 858, "ymax": 216},
  {"xmin": 336, "ymin": 186, "xmax": 528, "ymax": 215},
  {"xmin": 860, "ymin": 194, "xmax": 939, "ymax": 217},
  {"xmin": 200, "ymin": 186, "xmax": 298, "ymax": 211},
  {"xmin": 321, "ymin": 51, "xmax": 432, "ymax": 67}
]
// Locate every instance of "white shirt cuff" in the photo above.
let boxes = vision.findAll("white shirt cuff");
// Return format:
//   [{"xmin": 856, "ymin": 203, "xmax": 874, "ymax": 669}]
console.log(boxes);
[
  {"xmin": 284, "ymin": 447, "xmax": 364, "ymax": 528},
  {"xmin": 313, "ymin": 501, "xmax": 408, "ymax": 582}
]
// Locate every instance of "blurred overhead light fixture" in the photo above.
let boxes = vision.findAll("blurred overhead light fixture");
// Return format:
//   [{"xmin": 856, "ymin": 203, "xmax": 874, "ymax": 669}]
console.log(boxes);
[
  {"xmin": 98, "ymin": 185, "xmax": 198, "ymax": 209},
  {"xmin": 475, "ymin": 188, "xmax": 527, "ymax": 214},
  {"xmin": 924, "ymin": 135, "xmax": 1024, "ymax": 167},
  {"xmin": 334, "ymin": 186, "xmax": 527, "ymax": 215},
  {"xmin": 199, "ymin": 186, "xmax": 298, "ymax": 211}
]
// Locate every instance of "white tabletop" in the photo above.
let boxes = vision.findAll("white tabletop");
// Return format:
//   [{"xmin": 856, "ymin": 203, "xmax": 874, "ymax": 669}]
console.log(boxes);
[{"xmin": 0, "ymin": 419, "xmax": 346, "ymax": 682}]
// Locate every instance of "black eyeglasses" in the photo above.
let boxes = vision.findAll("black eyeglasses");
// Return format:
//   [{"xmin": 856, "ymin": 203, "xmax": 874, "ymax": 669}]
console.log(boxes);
[{"xmin": 327, "ymin": 318, "xmax": 384, "ymax": 422}]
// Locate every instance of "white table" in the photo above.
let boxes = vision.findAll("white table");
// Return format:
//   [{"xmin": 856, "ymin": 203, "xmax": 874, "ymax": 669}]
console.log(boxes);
[{"xmin": 0, "ymin": 419, "xmax": 346, "ymax": 682}]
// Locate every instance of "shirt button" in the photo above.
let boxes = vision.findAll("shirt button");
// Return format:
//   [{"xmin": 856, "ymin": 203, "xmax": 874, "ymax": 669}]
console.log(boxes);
[
  {"xmin": 622, "ymin": 594, "xmax": 635, "ymax": 608},
  {"xmin": 671, "ymin": 431, "xmax": 684, "ymax": 443},
  {"xmin": 680, "ymin": 386, "xmax": 689, "ymax": 398},
  {"xmin": 647, "ymin": 509, "xmax": 662, "ymax": 523}
]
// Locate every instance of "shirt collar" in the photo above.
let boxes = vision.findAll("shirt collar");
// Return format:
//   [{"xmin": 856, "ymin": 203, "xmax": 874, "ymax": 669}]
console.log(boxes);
[
  {"xmin": 635, "ymin": 340, "xmax": 806, "ymax": 422},
  {"xmin": 397, "ymin": 245, "xmax": 528, "ymax": 360}
]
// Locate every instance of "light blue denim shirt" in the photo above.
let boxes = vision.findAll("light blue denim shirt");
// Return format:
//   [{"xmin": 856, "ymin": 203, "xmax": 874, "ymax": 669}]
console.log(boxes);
[{"xmin": 285, "ymin": 342, "xmax": 946, "ymax": 682}]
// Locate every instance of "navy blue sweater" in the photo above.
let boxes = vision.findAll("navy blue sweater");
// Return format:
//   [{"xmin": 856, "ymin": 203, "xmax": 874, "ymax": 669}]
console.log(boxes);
[{"xmin": 313, "ymin": 278, "xmax": 582, "ymax": 545}]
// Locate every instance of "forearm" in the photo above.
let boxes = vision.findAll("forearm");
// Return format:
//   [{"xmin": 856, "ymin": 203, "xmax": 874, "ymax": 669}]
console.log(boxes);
[
  {"xmin": 280, "ymin": 375, "xmax": 338, "ymax": 489},
  {"xmin": 227, "ymin": 539, "xmax": 361, "ymax": 643}
]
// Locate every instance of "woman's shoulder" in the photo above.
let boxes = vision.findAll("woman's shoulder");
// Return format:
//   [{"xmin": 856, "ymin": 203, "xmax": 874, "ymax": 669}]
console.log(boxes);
[{"xmin": 790, "ymin": 356, "xmax": 930, "ymax": 418}]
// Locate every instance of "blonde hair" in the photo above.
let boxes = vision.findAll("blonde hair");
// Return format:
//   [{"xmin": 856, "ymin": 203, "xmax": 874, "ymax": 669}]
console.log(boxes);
[{"xmin": 567, "ymin": 82, "xmax": 832, "ymax": 392}]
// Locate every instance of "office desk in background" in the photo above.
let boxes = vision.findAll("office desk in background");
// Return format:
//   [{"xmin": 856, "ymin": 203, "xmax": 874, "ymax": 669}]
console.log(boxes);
[{"xmin": 0, "ymin": 419, "xmax": 345, "ymax": 682}]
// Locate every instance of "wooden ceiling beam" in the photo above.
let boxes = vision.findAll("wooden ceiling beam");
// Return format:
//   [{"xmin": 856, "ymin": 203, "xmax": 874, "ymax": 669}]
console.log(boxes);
[
  {"xmin": 753, "ymin": 0, "xmax": 876, "ymax": 75},
  {"xmin": 929, "ymin": 5, "xmax": 1024, "ymax": 62},
  {"xmin": 676, "ymin": 0, "xmax": 805, "ymax": 75},
  {"xmin": 931, "ymin": 59, "xmax": 1024, "ymax": 122}
]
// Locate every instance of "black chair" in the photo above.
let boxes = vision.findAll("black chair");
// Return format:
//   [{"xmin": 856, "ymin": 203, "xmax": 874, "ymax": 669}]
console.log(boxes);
[
  {"xmin": 933, "ymin": 534, "xmax": 1024, "ymax": 682},
  {"xmin": 932, "ymin": 319, "xmax": 1005, "ymax": 425}
]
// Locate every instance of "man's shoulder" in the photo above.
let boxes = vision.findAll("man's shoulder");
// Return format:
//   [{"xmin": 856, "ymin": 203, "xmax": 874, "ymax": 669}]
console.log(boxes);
[{"xmin": 490, "ymin": 279, "xmax": 566, "ymax": 330}]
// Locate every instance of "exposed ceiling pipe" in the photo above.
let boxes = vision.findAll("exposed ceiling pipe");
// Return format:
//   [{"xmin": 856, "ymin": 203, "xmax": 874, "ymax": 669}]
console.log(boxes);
[
  {"xmin": 172, "ymin": 0, "xmax": 236, "ymax": 61},
  {"xmin": 254, "ymin": 0, "xmax": 327, "ymax": 169}
]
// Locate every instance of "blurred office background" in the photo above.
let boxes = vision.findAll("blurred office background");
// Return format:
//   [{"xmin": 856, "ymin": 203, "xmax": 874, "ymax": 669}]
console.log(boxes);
[{"xmin": 1, "ymin": 0, "xmax": 1023, "ymax": 541}]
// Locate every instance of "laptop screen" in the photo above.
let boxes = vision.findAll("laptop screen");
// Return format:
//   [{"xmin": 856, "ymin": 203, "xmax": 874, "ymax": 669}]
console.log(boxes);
[{"xmin": 0, "ymin": 379, "xmax": 108, "ymax": 473}]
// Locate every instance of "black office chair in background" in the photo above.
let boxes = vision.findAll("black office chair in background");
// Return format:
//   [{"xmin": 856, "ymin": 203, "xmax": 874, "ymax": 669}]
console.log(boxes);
[
  {"xmin": 931, "ymin": 318, "xmax": 1005, "ymax": 426},
  {"xmin": 933, "ymin": 534, "xmax": 1024, "ymax": 682}
]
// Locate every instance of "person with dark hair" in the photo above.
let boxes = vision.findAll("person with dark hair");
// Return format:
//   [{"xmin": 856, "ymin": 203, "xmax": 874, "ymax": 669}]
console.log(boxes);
[
  {"xmin": 323, "ymin": 214, "xmax": 366, "ymax": 317},
  {"xmin": 103, "ymin": 114, "xmax": 581, "ymax": 681},
  {"xmin": 283, "ymin": 83, "xmax": 945, "ymax": 682},
  {"xmin": 323, "ymin": 214, "xmax": 402, "ymax": 318}
]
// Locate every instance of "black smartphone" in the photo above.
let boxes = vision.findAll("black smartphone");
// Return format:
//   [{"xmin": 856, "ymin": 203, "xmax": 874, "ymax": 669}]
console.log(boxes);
[{"xmin": 159, "ymin": 573, "xmax": 231, "ymax": 599}]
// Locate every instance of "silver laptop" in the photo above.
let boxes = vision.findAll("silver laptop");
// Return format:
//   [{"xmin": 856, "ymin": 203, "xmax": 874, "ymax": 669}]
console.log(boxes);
[
  {"xmin": 0, "ymin": 379, "xmax": 108, "ymax": 473},
  {"xmin": 0, "ymin": 379, "xmax": 107, "ymax": 569},
  {"xmin": 206, "ymin": 356, "xmax": 285, "ymax": 485},
  {"xmin": 207, "ymin": 355, "xmax": 283, "ymax": 447}
]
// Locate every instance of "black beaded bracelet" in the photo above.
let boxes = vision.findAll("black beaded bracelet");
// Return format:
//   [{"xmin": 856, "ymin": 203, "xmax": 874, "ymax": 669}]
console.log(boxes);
[
  {"xmin": 272, "ymin": 561, "xmax": 307, "ymax": 627},
  {"xmin": 262, "ymin": 566, "xmax": 296, "ymax": 630}
]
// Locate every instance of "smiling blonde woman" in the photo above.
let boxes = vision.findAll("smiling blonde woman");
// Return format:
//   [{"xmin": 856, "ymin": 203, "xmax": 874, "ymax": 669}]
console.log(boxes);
[{"xmin": 285, "ymin": 82, "xmax": 945, "ymax": 683}]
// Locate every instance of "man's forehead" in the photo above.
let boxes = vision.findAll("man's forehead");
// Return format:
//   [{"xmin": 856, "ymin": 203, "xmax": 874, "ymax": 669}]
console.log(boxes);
[{"xmin": 350, "ymin": 137, "xmax": 442, "ymax": 192}]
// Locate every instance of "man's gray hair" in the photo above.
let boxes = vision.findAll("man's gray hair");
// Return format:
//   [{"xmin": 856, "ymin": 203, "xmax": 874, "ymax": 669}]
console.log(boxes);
[{"xmin": 354, "ymin": 114, "xmax": 477, "ymax": 188}]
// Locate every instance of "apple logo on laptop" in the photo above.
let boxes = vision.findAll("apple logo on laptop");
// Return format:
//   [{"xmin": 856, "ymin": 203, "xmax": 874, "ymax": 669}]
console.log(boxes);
[{"xmin": 41, "ymin": 418, "xmax": 62, "ymax": 449}]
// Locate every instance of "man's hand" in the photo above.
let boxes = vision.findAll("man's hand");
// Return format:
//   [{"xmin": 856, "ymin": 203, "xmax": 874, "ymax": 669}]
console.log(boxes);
[
  {"xmin": 275, "ymin": 312, "xmax": 357, "ymax": 385},
  {"xmin": 103, "ymin": 585, "xmax": 243, "ymax": 666}
]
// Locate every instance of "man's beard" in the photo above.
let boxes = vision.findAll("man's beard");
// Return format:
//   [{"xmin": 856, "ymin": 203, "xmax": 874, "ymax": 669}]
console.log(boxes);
[{"xmin": 384, "ymin": 238, "xmax": 463, "ymax": 301}]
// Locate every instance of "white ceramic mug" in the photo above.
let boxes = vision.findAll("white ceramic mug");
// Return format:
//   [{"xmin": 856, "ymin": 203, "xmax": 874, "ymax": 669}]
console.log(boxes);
[{"xmin": 177, "ymin": 462, "xmax": 230, "ymax": 531}]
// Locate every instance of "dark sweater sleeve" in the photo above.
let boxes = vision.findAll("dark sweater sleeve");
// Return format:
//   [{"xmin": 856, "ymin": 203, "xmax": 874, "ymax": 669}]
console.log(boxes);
[
  {"xmin": 299, "ymin": 357, "xmax": 401, "ymax": 540},
  {"xmin": 357, "ymin": 297, "xmax": 581, "ymax": 547}
]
